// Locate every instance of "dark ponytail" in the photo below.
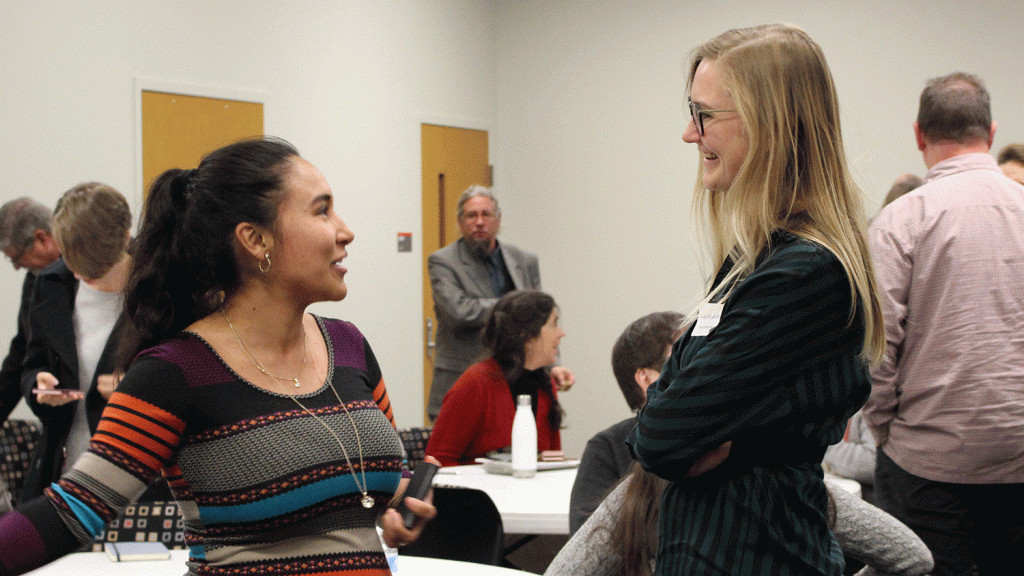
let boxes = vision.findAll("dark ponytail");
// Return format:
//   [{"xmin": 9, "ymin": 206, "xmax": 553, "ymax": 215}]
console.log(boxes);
[{"xmin": 118, "ymin": 137, "xmax": 299, "ymax": 369}]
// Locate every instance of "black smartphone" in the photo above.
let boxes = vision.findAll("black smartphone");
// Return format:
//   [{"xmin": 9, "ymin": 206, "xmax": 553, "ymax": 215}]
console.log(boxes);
[{"xmin": 396, "ymin": 462, "xmax": 438, "ymax": 529}]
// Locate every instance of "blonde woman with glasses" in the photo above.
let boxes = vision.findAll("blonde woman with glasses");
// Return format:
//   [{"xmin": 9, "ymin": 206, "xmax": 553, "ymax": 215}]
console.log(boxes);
[{"xmin": 627, "ymin": 24, "xmax": 884, "ymax": 575}]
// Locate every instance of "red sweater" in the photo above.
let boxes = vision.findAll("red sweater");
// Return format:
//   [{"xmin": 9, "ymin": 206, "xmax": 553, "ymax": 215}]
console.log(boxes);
[{"xmin": 426, "ymin": 358, "xmax": 561, "ymax": 467}]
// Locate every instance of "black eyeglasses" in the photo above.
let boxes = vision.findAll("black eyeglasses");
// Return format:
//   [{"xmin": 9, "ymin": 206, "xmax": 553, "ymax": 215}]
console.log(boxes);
[{"xmin": 688, "ymin": 97, "xmax": 735, "ymax": 137}]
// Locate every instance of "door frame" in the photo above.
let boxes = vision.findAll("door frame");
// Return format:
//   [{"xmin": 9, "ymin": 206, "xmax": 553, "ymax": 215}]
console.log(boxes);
[
  {"xmin": 417, "ymin": 114, "xmax": 493, "ymax": 424},
  {"xmin": 132, "ymin": 76, "xmax": 267, "ymax": 206}
]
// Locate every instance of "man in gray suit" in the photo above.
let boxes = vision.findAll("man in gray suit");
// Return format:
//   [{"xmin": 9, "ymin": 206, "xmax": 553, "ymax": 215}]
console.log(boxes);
[{"xmin": 427, "ymin": 185, "xmax": 573, "ymax": 419}]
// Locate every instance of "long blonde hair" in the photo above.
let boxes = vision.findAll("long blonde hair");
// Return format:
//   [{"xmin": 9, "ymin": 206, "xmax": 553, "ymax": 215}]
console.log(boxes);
[{"xmin": 689, "ymin": 24, "xmax": 884, "ymax": 366}]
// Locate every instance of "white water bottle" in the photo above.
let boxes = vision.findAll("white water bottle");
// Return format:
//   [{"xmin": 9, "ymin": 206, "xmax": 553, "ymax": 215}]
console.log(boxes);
[{"xmin": 511, "ymin": 394, "xmax": 537, "ymax": 478}]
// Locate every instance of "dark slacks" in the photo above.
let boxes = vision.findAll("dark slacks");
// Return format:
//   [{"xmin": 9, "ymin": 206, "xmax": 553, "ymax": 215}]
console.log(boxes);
[
  {"xmin": 427, "ymin": 367, "xmax": 463, "ymax": 420},
  {"xmin": 875, "ymin": 449, "xmax": 1024, "ymax": 576}
]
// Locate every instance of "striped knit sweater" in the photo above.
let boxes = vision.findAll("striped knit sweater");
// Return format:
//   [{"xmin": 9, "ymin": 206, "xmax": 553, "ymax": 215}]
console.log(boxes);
[
  {"xmin": 628, "ymin": 232, "xmax": 871, "ymax": 576},
  {"xmin": 0, "ymin": 316, "xmax": 403, "ymax": 576}
]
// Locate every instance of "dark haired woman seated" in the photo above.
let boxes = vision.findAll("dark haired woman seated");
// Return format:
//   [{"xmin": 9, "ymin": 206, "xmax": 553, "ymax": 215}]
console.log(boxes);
[{"xmin": 427, "ymin": 290, "xmax": 566, "ymax": 467}]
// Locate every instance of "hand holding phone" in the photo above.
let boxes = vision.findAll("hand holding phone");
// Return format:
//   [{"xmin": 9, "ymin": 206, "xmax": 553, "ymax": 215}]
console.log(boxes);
[
  {"xmin": 34, "ymin": 372, "xmax": 83, "ymax": 405},
  {"xmin": 396, "ymin": 462, "xmax": 438, "ymax": 529}
]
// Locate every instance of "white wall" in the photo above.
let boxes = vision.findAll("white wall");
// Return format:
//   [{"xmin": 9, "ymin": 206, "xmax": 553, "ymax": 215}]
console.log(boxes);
[
  {"xmin": 491, "ymin": 0, "xmax": 1024, "ymax": 457},
  {"xmin": 0, "ymin": 0, "xmax": 497, "ymax": 427},
  {"xmin": 2, "ymin": 0, "xmax": 1022, "ymax": 458}
]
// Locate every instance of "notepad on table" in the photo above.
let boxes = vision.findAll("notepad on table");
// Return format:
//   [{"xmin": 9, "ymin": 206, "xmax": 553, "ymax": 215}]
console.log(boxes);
[
  {"xmin": 475, "ymin": 457, "xmax": 580, "ymax": 475},
  {"xmin": 104, "ymin": 541, "xmax": 172, "ymax": 562}
]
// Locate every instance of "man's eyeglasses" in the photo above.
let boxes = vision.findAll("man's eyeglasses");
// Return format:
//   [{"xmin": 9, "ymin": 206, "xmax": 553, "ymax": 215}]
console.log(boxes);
[
  {"xmin": 460, "ymin": 210, "xmax": 498, "ymax": 221},
  {"xmin": 688, "ymin": 97, "xmax": 735, "ymax": 137}
]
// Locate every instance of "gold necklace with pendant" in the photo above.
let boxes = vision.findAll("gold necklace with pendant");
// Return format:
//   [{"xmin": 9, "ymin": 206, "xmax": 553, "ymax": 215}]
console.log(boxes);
[
  {"xmin": 222, "ymin": 311, "xmax": 374, "ymax": 508},
  {"xmin": 222, "ymin": 309, "xmax": 307, "ymax": 388}
]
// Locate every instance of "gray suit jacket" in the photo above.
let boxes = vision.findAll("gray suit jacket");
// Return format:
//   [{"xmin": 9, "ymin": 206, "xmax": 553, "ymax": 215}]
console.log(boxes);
[{"xmin": 428, "ymin": 238, "xmax": 540, "ymax": 392}]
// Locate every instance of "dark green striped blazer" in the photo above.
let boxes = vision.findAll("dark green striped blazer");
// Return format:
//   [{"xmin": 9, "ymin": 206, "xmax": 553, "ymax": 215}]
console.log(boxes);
[{"xmin": 627, "ymin": 232, "xmax": 870, "ymax": 576}]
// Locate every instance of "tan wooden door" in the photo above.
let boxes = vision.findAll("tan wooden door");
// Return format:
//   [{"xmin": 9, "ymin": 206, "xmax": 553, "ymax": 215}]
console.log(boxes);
[
  {"xmin": 421, "ymin": 124, "xmax": 489, "ymax": 424},
  {"xmin": 142, "ymin": 91, "xmax": 264, "ymax": 196}
]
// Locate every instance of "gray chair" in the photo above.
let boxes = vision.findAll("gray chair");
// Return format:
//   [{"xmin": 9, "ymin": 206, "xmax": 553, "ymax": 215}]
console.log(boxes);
[
  {"xmin": 0, "ymin": 419, "xmax": 41, "ymax": 506},
  {"xmin": 93, "ymin": 500, "xmax": 187, "ymax": 551},
  {"xmin": 397, "ymin": 426, "xmax": 432, "ymax": 469}
]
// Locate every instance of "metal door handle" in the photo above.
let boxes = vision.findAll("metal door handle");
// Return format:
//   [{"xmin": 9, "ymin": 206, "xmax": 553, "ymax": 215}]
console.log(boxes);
[{"xmin": 425, "ymin": 318, "xmax": 436, "ymax": 359}]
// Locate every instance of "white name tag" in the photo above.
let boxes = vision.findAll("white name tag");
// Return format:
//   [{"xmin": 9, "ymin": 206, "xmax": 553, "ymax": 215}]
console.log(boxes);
[{"xmin": 691, "ymin": 303, "xmax": 724, "ymax": 337}]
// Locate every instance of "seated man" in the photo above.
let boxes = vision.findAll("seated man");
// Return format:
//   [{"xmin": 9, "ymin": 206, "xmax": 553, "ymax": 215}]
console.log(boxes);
[{"xmin": 567, "ymin": 311, "xmax": 684, "ymax": 535}]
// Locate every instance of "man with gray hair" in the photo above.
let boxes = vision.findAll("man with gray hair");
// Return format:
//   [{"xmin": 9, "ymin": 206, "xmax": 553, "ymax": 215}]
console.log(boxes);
[
  {"xmin": 864, "ymin": 72, "xmax": 1024, "ymax": 575},
  {"xmin": 427, "ymin": 185, "xmax": 573, "ymax": 420},
  {"xmin": 0, "ymin": 197, "xmax": 61, "ymax": 422}
]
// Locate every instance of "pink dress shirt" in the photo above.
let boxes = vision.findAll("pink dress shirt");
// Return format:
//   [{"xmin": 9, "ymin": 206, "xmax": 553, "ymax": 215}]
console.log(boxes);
[{"xmin": 865, "ymin": 153, "xmax": 1024, "ymax": 484}]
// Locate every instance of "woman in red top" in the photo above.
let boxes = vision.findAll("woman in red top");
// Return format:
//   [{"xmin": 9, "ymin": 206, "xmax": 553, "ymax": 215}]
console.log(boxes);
[{"xmin": 427, "ymin": 290, "xmax": 566, "ymax": 467}]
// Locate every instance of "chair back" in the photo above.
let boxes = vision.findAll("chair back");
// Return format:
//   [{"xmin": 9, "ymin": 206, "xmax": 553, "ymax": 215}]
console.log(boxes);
[
  {"xmin": 0, "ymin": 419, "xmax": 41, "ymax": 505},
  {"xmin": 401, "ymin": 486, "xmax": 504, "ymax": 565},
  {"xmin": 397, "ymin": 427, "xmax": 432, "ymax": 468},
  {"xmin": 93, "ymin": 500, "xmax": 186, "ymax": 551}
]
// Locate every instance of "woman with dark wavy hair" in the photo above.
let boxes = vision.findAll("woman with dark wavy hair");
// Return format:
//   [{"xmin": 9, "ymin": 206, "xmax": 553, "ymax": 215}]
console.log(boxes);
[
  {"xmin": 0, "ymin": 137, "xmax": 436, "ymax": 575},
  {"xmin": 427, "ymin": 289, "xmax": 566, "ymax": 467}
]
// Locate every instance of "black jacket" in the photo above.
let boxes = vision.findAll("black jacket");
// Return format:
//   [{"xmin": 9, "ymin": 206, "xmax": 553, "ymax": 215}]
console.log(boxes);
[
  {"xmin": 0, "ymin": 273, "xmax": 34, "ymax": 422},
  {"xmin": 19, "ymin": 259, "xmax": 122, "ymax": 500}
]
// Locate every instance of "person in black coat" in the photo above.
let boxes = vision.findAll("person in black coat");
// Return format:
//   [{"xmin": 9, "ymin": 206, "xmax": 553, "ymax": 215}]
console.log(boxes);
[
  {"xmin": 0, "ymin": 198, "xmax": 61, "ymax": 424},
  {"xmin": 19, "ymin": 183, "xmax": 133, "ymax": 501}
]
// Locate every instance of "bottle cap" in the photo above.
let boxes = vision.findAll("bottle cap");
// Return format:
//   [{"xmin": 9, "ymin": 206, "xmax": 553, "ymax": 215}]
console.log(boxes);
[{"xmin": 517, "ymin": 394, "xmax": 531, "ymax": 406}]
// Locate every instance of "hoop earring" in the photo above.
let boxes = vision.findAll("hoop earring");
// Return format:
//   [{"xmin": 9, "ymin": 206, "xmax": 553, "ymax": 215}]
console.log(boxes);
[{"xmin": 258, "ymin": 252, "xmax": 271, "ymax": 274}]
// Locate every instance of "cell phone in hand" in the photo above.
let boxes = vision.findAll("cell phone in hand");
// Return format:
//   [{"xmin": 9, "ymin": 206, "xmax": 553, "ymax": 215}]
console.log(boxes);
[
  {"xmin": 32, "ymin": 388, "xmax": 85, "ymax": 399},
  {"xmin": 396, "ymin": 462, "xmax": 438, "ymax": 529}
]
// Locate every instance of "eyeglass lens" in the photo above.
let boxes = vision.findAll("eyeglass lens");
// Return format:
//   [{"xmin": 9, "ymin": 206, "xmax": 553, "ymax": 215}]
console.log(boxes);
[{"xmin": 688, "ymin": 99, "xmax": 705, "ymax": 136}]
